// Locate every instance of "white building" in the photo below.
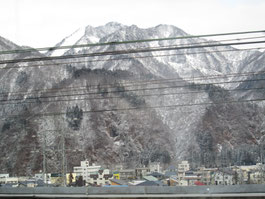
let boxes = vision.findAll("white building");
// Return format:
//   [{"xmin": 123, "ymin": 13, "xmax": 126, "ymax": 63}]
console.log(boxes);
[
  {"xmin": 178, "ymin": 161, "xmax": 190, "ymax": 183},
  {"xmin": 89, "ymin": 169, "xmax": 112, "ymax": 186},
  {"xmin": 149, "ymin": 162, "xmax": 161, "ymax": 173},
  {"xmin": 0, "ymin": 174, "xmax": 10, "ymax": 184},
  {"xmin": 0, "ymin": 174, "xmax": 9, "ymax": 178},
  {"xmin": 179, "ymin": 171, "xmax": 201, "ymax": 186},
  {"xmin": 73, "ymin": 160, "xmax": 101, "ymax": 183},
  {"xmin": 214, "ymin": 169, "xmax": 235, "ymax": 185},
  {"xmin": 34, "ymin": 173, "xmax": 51, "ymax": 184},
  {"xmin": 0, "ymin": 176, "xmax": 19, "ymax": 186},
  {"xmin": 178, "ymin": 161, "xmax": 190, "ymax": 173}
]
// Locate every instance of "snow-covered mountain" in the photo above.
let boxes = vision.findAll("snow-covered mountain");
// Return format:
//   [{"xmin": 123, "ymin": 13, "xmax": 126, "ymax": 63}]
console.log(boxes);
[
  {"xmin": 0, "ymin": 23, "xmax": 264, "ymax": 175},
  {"xmin": 47, "ymin": 22, "xmax": 261, "ymax": 88}
]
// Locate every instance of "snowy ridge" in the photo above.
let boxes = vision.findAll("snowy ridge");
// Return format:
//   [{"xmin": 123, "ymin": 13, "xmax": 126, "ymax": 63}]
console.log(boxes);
[
  {"xmin": 49, "ymin": 27, "xmax": 86, "ymax": 56},
  {"xmin": 0, "ymin": 23, "xmax": 265, "ymax": 174},
  {"xmin": 46, "ymin": 22, "xmax": 259, "ymax": 89}
]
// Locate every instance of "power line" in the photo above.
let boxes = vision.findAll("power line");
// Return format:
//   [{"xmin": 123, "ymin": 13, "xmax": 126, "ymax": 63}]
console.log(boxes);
[
  {"xmin": 1, "ymin": 86, "xmax": 264, "ymax": 106},
  {"xmin": 1, "ymin": 77, "xmax": 265, "ymax": 103},
  {"xmin": 1, "ymin": 67, "xmax": 265, "ymax": 97},
  {"xmin": 1, "ymin": 29, "xmax": 264, "ymax": 55},
  {"xmin": 2, "ymin": 46, "xmax": 264, "ymax": 71},
  {"xmin": 0, "ymin": 45, "xmax": 263, "ymax": 96},
  {"xmin": 140, "ymin": 35, "xmax": 265, "ymax": 50},
  {"xmin": 2, "ymin": 66, "xmax": 265, "ymax": 96},
  {"xmin": 3, "ymin": 97, "xmax": 265, "ymax": 119},
  {"xmin": 1, "ymin": 40, "xmax": 265, "ymax": 65}
]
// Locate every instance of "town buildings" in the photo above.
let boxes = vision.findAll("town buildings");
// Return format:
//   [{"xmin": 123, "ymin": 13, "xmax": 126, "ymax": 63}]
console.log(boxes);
[
  {"xmin": 73, "ymin": 160, "xmax": 101, "ymax": 184},
  {"xmin": 0, "ymin": 160, "xmax": 264, "ymax": 187},
  {"xmin": 214, "ymin": 168, "xmax": 235, "ymax": 185},
  {"xmin": 89, "ymin": 168, "xmax": 112, "ymax": 186}
]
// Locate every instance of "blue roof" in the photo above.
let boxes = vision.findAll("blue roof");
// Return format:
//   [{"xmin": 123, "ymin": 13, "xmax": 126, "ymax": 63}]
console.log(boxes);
[
  {"xmin": 166, "ymin": 165, "xmax": 177, "ymax": 171},
  {"xmin": 136, "ymin": 180, "xmax": 162, "ymax": 186},
  {"xmin": 103, "ymin": 185, "xmax": 128, "ymax": 187},
  {"xmin": 164, "ymin": 171, "xmax": 177, "ymax": 177},
  {"xmin": 143, "ymin": 176, "xmax": 158, "ymax": 181}
]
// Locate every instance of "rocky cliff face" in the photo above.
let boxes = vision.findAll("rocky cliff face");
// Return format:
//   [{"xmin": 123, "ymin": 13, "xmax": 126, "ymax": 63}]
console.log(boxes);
[{"xmin": 0, "ymin": 23, "xmax": 264, "ymax": 176}]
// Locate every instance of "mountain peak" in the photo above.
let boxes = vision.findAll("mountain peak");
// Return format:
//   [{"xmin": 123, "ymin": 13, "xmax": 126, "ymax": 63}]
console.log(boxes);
[
  {"xmin": 105, "ymin": 21, "xmax": 123, "ymax": 28},
  {"xmin": 154, "ymin": 24, "xmax": 187, "ymax": 37}
]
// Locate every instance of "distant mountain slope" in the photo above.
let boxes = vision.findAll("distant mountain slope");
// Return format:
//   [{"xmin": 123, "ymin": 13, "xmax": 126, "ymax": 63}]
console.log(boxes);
[
  {"xmin": 46, "ymin": 22, "xmax": 259, "ymax": 87},
  {"xmin": 0, "ymin": 23, "xmax": 264, "ymax": 175}
]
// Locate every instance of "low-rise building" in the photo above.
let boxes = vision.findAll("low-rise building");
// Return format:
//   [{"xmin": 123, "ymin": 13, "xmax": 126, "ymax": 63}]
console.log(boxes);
[
  {"xmin": 0, "ymin": 176, "xmax": 18, "ymax": 185},
  {"xmin": 109, "ymin": 178, "xmax": 127, "ymax": 186},
  {"xmin": 196, "ymin": 167, "xmax": 217, "ymax": 185},
  {"xmin": 179, "ymin": 171, "xmax": 202, "ymax": 186},
  {"xmin": 89, "ymin": 169, "xmax": 112, "ymax": 186},
  {"xmin": 73, "ymin": 160, "xmax": 101, "ymax": 184},
  {"xmin": 250, "ymin": 170, "xmax": 264, "ymax": 184},
  {"xmin": 112, "ymin": 171, "xmax": 120, "ymax": 180},
  {"xmin": 149, "ymin": 162, "xmax": 161, "ymax": 173},
  {"xmin": 0, "ymin": 174, "xmax": 9, "ymax": 178},
  {"xmin": 148, "ymin": 172, "xmax": 165, "ymax": 180},
  {"xmin": 135, "ymin": 167, "xmax": 150, "ymax": 179},
  {"xmin": 34, "ymin": 173, "xmax": 51, "ymax": 184},
  {"xmin": 50, "ymin": 173, "xmax": 63, "ymax": 186},
  {"xmin": 0, "ymin": 174, "xmax": 9, "ymax": 185},
  {"xmin": 214, "ymin": 168, "xmax": 235, "ymax": 185},
  {"xmin": 178, "ymin": 161, "xmax": 190, "ymax": 184},
  {"xmin": 66, "ymin": 173, "xmax": 76, "ymax": 185},
  {"xmin": 119, "ymin": 169, "xmax": 135, "ymax": 180}
]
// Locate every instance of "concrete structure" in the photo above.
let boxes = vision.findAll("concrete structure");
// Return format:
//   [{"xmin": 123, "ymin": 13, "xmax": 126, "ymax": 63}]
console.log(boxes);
[
  {"xmin": 178, "ymin": 161, "xmax": 190, "ymax": 184},
  {"xmin": 0, "ymin": 174, "xmax": 9, "ymax": 179},
  {"xmin": 34, "ymin": 173, "xmax": 51, "ymax": 184},
  {"xmin": 149, "ymin": 162, "xmax": 161, "ymax": 173},
  {"xmin": 214, "ymin": 169, "xmax": 235, "ymax": 185},
  {"xmin": 179, "ymin": 171, "xmax": 202, "ymax": 186},
  {"xmin": 119, "ymin": 169, "xmax": 135, "ymax": 180},
  {"xmin": 0, "ymin": 177, "xmax": 18, "ymax": 186},
  {"xmin": 250, "ymin": 170, "xmax": 264, "ymax": 184},
  {"xmin": 0, "ymin": 174, "xmax": 9, "ymax": 185},
  {"xmin": 73, "ymin": 160, "xmax": 101, "ymax": 183},
  {"xmin": 89, "ymin": 169, "xmax": 112, "ymax": 186},
  {"xmin": 135, "ymin": 167, "xmax": 150, "ymax": 179},
  {"xmin": 196, "ymin": 167, "xmax": 217, "ymax": 185},
  {"xmin": 231, "ymin": 163, "xmax": 265, "ymax": 184},
  {"xmin": 50, "ymin": 173, "xmax": 63, "ymax": 186}
]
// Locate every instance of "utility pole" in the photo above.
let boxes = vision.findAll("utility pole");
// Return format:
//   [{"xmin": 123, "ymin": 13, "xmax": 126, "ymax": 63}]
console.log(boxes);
[
  {"xmin": 42, "ymin": 133, "xmax": 46, "ymax": 184},
  {"xmin": 61, "ymin": 130, "xmax": 66, "ymax": 187}
]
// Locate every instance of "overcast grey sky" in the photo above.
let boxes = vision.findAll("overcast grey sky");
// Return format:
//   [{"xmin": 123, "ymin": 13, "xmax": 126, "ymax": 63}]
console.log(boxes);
[{"xmin": 0, "ymin": 0, "xmax": 265, "ymax": 48}]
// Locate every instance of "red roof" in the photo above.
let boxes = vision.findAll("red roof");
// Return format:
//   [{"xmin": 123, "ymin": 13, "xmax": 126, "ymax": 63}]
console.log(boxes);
[{"xmin": 194, "ymin": 181, "xmax": 206, "ymax": 186}]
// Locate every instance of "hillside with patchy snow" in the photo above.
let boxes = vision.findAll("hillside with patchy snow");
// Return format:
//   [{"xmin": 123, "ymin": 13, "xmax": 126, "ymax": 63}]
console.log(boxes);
[{"xmin": 0, "ymin": 23, "xmax": 264, "ymax": 175}]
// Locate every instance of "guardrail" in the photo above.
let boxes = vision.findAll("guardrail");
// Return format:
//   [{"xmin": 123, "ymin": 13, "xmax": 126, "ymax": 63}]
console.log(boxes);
[{"xmin": 0, "ymin": 184, "xmax": 265, "ymax": 198}]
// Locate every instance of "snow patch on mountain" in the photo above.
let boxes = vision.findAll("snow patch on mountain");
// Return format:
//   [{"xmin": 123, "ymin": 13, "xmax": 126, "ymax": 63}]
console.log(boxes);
[{"xmin": 49, "ymin": 27, "xmax": 86, "ymax": 56}]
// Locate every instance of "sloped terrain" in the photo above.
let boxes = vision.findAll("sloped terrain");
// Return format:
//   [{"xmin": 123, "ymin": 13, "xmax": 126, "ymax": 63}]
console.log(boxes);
[{"xmin": 0, "ymin": 23, "xmax": 265, "ymax": 175}]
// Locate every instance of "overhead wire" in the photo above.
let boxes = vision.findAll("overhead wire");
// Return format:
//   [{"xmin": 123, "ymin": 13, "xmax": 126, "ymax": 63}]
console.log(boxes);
[
  {"xmin": 1, "ymin": 30, "xmax": 265, "ymax": 117},
  {"xmin": 3, "ymin": 97, "xmax": 265, "ymax": 119},
  {"xmin": 135, "ymin": 35, "xmax": 265, "ymax": 50},
  {"xmin": 0, "ymin": 29, "xmax": 264, "ymax": 56},
  {"xmin": 1, "ymin": 66, "xmax": 265, "ymax": 97},
  {"xmin": 1, "ymin": 77, "xmax": 265, "ymax": 103},
  {"xmin": 1, "ymin": 86, "xmax": 265, "ymax": 106},
  {"xmin": 1, "ymin": 39, "xmax": 265, "ymax": 65},
  {"xmin": 0, "ymin": 31, "xmax": 264, "ymax": 96},
  {"xmin": 1, "ymin": 46, "xmax": 264, "ymax": 71}
]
